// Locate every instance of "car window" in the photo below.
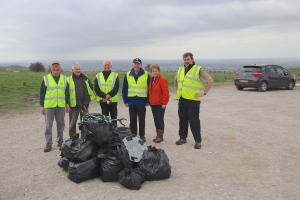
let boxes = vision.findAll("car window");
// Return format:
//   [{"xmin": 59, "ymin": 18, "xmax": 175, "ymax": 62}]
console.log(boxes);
[
  {"xmin": 274, "ymin": 66, "xmax": 285, "ymax": 76},
  {"xmin": 265, "ymin": 66, "xmax": 277, "ymax": 74},
  {"xmin": 242, "ymin": 66, "xmax": 262, "ymax": 72}
]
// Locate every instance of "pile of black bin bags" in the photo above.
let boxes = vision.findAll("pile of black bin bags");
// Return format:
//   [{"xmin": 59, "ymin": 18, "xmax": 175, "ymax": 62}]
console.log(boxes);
[{"xmin": 58, "ymin": 113, "xmax": 171, "ymax": 190}]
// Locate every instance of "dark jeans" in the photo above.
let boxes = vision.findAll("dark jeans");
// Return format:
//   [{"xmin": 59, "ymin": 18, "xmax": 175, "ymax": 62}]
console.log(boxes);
[
  {"xmin": 129, "ymin": 105, "xmax": 146, "ymax": 137},
  {"xmin": 178, "ymin": 99, "xmax": 201, "ymax": 143},
  {"xmin": 69, "ymin": 107, "xmax": 88, "ymax": 138},
  {"xmin": 151, "ymin": 105, "xmax": 166, "ymax": 131},
  {"xmin": 100, "ymin": 102, "xmax": 118, "ymax": 119}
]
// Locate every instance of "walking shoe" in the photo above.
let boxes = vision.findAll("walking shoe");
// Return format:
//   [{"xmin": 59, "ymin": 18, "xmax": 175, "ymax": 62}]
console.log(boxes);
[
  {"xmin": 153, "ymin": 129, "xmax": 164, "ymax": 143},
  {"xmin": 44, "ymin": 145, "xmax": 52, "ymax": 152},
  {"xmin": 194, "ymin": 143, "xmax": 201, "ymax": 149},
  {"xmin": 175, "ymin": 139, "xmax": 187, "ymax": 145},
  {"xmin": 57, "ymin": 142, "xmax": 62, "ymax": 148}
]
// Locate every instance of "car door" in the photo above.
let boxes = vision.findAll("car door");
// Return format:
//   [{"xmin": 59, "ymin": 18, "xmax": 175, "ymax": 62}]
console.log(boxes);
[
  {"xmin": 264, "ymin": 65, "xmax": 279, "ymax": 88},
  {"xmin": 274, "ymin": 66, "xmax": 289, "ymax": 88}
]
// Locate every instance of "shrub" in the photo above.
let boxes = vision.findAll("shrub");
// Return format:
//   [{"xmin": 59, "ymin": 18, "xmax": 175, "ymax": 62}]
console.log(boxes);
[{"xmin": 29, "ymin": 62, "xmax": 45, "ymax": 72}]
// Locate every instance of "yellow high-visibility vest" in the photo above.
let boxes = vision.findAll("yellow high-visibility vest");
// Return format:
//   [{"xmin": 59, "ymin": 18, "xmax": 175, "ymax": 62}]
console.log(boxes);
[
  {"xmin": 43, "ymin": 73, "xmax": 67, "ymax": 108},
  {"xmin": 176, "ymin": 65, "xmax": 204, "ymax": 101},
  {"xmin": 68, "ymin": 75, "xmax": 95, "ymax": 107},
  {"xmin": 96, "ymin": 71, "xmax": 119, "ymax": 102},
  {"xmin": 126, "ymin": 71, "xmax": 148, "ymax": 97}
]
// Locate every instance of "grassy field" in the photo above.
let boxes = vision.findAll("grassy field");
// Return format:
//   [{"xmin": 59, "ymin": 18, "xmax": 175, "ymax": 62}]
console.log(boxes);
[{"xmin": 0, "ymin": 67, "xmax": 299, "ymax": 113}]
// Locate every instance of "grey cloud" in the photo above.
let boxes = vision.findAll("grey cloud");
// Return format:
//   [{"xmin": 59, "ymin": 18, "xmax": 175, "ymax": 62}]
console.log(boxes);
[{"xmin": 0, "ymin": 0, "xmax": 299, "ymax": 58}]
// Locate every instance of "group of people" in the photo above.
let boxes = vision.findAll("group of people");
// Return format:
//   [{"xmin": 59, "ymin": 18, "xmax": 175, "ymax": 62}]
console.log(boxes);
[{"xmin": 39, "ymin": 52, "xmax": 213, "ymax": 152}]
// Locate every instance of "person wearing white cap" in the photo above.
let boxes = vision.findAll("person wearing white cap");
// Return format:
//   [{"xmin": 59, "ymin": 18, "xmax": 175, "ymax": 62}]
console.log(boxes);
[{"xmin": 39, "ymin": 61, "xmax": 69, "ymax": 152}]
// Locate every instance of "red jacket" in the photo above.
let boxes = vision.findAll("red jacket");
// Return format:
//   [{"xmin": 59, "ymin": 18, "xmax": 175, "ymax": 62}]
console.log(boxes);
[{"xmin": 148, "ymin": 75, "xmax": 170, "ymax": 105}]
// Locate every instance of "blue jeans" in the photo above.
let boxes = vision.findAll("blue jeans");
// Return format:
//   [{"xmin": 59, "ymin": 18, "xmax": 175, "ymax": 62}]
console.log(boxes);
[{"xmin": 151, "ymin": 105, "xmax": 166, "ymax": 130}]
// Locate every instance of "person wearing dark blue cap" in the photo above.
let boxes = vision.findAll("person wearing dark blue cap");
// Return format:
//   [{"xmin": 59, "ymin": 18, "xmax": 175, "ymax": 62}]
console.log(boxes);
[{"xmin": 122, "ymin": 58, "xmax": 149, "ymax": 141}]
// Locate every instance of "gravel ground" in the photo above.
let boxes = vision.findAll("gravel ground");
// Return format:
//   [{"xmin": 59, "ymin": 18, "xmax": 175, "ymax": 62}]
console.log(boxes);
[{"xmin": 0, "ymin": 85, "xmax": 299, "ymax": 200}]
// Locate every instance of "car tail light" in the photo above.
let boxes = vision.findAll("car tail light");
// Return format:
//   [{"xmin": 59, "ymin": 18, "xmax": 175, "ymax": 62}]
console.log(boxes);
[{"xmin": 252, "ymin": 71, "xmax": 263, "ymax": 78}]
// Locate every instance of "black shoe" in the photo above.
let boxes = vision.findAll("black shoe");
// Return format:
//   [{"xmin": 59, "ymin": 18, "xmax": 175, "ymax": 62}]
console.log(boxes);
[
  {"xmin": 44, "ymin": 145, "xmax": 52, "ymax": 152},
  {"xmin": 57, "ymin": 143, "xmax": 62, "ymax": 148},
  {"xmin": 176, "ymin": 139, "xmax": 187, "ymax": 145},
  {"xmin": 194, "ymin": 143, "xmax": 201, "ymax": 149},
  {"xmin": 140, "ymin": 136, "xmax": 146, "ymax": 142},
  {"xmin": 70, "ymin": 133, "xmax": 79, "ymax": 140}
]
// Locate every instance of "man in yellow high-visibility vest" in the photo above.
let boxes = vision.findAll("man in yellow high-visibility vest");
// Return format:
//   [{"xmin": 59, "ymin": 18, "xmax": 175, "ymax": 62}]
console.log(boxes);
[
  {"xmin": 174, "ymin": 52, "xmax": 213, "ymax": 149},
  {"xmin": 39, "ymin": 61, "xmax": 69, "ymax": 152},
  {"xmin": 95, "ymin": 60, "xmax": 119, "ymax": 123},
  {"xmin": 67, "ymin": 63, "xmax": 94, "ymax": 139},
  {"xmin": 122, "ymin": 58, "xmax": 149, "ymax": 141}
]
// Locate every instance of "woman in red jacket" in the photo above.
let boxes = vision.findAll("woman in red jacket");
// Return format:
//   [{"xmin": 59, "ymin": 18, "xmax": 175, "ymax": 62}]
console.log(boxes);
[{"xmin": 148, "ymin": 64, "xmax": 170, "ymax": 143}]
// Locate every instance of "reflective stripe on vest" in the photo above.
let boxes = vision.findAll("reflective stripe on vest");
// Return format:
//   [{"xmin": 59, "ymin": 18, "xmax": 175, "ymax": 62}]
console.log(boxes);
[
  {"xmin": 68, "ymin": 75, "xmax": 95, "ymax": 107},
  {"xmin": 44, "ymin": 74, "xmax": 67, "ymax": 108},
  {"xmin": 176, "ymin": 65, "xmax": 203, "ymax": 101},
  {"xmin": 126, "ymin": 71, "xmax": 148, "ymax": 97},
  {"xmin": 96, "ymin": 72, "xmax": 119, "ymax": 102}
]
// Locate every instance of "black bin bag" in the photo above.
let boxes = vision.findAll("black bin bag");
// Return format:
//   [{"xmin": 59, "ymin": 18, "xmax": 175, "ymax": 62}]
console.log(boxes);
[
  {"xmin": 114, "ymin": 127, "xmax": 133, "ymax": 141},
  {"xmin": 110, "ymin": 127, "xmax": 133, "ymax": 147},
  {"xmin": 118, "ymin": 168, "xmax": 145, "ymax": 190},
  {"xmin": 61, "ymin": 138, "xmax": 95, "ymax": 162},
  {"xmin": 58, "ymin": 157, "xmax": 69, "ymax": 171},
  {"xmin": 68, "ymin": 158, "xmax": 99, "ymax": 183},
  {"xmin": 139, "ymin": 146, "xmax": 171, "ymax": 180},
  {"xmin": 79, "ymin": 113, "xmax": 114, "ymax": 146},
  {"xmin": 81, "ymin": 121, "xmax": 113, "ymax": 146},
  {"xmin": 100, "ymin": 153, "xmax": 124, "ymax": 182}
]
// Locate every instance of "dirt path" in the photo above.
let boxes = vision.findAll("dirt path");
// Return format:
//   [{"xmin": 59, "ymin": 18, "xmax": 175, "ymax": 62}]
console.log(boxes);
[{"xmin": 0, "ymin": 85, "xmax": 299, "ymax": 200}]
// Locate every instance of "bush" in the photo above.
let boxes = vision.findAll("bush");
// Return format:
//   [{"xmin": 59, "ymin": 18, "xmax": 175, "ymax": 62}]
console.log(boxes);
[
  {"xmin": 144, "ymin": 64, "xmax": 151, "ymax": 72},
  {"xmin": 29, "ymin": 62, "xmax": 45, "ymax": 72}
]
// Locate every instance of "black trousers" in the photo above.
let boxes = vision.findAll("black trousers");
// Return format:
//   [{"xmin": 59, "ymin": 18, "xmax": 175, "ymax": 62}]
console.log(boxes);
[
  {"xmin": 178, "ymin": 99, "xmax": 201, "ymax": 143},
  {"xmin": 129, "ymin": 105, "xmax": 146, "ymax": 137},
  {"xmin": 151, "ymin": 105, "xmax": 165, "ymax": 131},
  {"xmin": 100, "ymin": 102, "xmax": 118, "ymax": 121}
]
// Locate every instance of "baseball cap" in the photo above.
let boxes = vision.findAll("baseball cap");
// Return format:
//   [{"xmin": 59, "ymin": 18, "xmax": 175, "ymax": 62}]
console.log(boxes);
[
  {"xmin": 132, "ymin": 58, "xmax": 142, "ymax": 64},
  {"xmin": 51, "ymin": 60, "xmax": 60, "ymax": 65}
]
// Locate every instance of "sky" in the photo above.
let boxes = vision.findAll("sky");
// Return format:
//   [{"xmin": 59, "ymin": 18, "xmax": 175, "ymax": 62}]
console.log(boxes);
[{"xmin": 0, "ymin": 0, "xmax": 300, "ymax": 61}]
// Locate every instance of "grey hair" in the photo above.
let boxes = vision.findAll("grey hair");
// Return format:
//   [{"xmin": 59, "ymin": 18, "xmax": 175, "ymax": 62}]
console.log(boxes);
[
  {"xmin": 72, "ymin": 63, "xmax": 80, "ymax": 70},
  {"xmin": 103, "ymin": 59, "xmax": 112, "ymax": 66}
]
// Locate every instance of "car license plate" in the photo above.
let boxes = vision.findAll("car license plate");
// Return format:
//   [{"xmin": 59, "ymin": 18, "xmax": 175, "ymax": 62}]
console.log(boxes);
[{"xmin": 240, "ymin": 80, "xmax": 248, "ymax": 83}]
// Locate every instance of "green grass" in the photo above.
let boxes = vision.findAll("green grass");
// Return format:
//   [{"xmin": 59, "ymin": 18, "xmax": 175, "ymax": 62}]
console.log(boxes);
[
  {"xmin": 288, "ymin": 68, "xmax": 300, "ymax": 80},
  {"xmin": 0, "ymin": 67, "xmax": 299, "ymax": 113}
]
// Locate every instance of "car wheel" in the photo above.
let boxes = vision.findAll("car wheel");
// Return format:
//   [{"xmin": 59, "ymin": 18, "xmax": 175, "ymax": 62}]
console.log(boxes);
[
  {"xmin": 287, "ymin": 81, "xmax": 295, "ymax": 90},
  {"xmin": 236, "ymin": 85, "xmax": 244, "ymax": 91},
  {"xmin": 258, "ymin": 81, "xmax": 268, "ymax": 92}
]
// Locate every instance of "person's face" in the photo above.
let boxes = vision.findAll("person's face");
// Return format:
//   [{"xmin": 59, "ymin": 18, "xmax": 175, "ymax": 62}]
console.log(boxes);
[
  {"xmin": 72, "ymin": 65, "xmax": 81, "ymax": 76},
  {"xmin": 151, "ymin": 68, "xmax": 160, "ymax": 77},
  {"xmin": 183, "ymin": 56, "xmax": 193, "ymax": 66},
  {"xmin": 103, "ymin": 61, "xmax": 112, "ymax": 71},
  {"xmin": 51, "ymin": 64, "xmax": 61, "ymax": 76},
  {"xmin": 132, "ymin": 63, "xmax": 141, "ymax": 71}
]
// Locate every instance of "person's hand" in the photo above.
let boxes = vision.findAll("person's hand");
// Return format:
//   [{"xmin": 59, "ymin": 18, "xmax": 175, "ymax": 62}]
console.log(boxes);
[
  {"xmin": 194, "ymin": 91, "xmax": 205, "ymax": 99},
  {"xmin": 40, "ymin": 107, "xmax": 45, "ymax": 115},
  {"xmin": 125, "ymin": 103, "xmax": 129, "ymax": 107},
  {"xmin": 66, "ymin": 105, "xmax": 71, "ymax": 113},
  {"xmin": 105, "ymin": 94, "xmax": 111, "ymax": 100},
  {"xmin": 146, "ymin": 103, "xmax": 149, "ymax": 106},
  {"xmin": 162, "ymin": 105, "xmax": 166, "ymax": 109}
]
